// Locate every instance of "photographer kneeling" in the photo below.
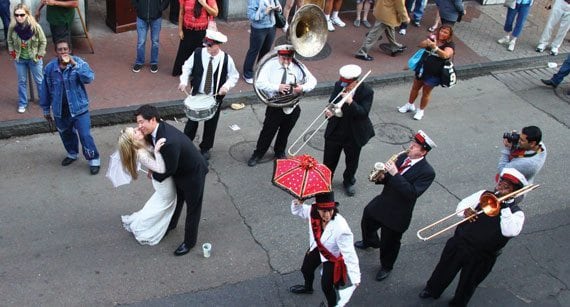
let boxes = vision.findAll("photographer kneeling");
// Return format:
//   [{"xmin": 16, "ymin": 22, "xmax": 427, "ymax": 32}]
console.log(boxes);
[{"xmin": 498, "ymin": 125, "xmax": 547, "ymax": 184}]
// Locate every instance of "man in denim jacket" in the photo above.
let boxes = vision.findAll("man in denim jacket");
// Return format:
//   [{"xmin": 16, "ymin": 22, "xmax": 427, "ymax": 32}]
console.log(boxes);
[{"xmin": 40, "ymin": 40, "xmax": 101, "ymax": 175}]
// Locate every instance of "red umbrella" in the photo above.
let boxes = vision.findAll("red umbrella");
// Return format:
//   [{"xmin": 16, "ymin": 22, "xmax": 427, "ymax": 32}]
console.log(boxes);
[{"xmin": 272, "ymin": 154, "xmax": 332, "ymax": 200}]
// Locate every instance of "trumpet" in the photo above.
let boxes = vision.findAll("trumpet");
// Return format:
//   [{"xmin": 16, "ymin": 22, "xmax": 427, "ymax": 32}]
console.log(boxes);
[
  {"xmin": 368, "ymin": 150, "xmax": 410, "ymax": 182},
  {"xmin": 416, "ymin": 184, "xmax": 540, "ymax": 241},
  {"xmin": 287, "ymin": 70, "xmax": 371, "ymax": 156}
]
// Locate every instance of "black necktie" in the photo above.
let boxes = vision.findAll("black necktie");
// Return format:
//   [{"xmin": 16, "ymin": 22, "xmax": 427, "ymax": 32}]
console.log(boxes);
[
  {"xmin": 281, "ymin": 66, "xmax": 288, "ymax": 84},
  {"xmin": 204, "ymin": 56, "xmax": 213, "ymax": 94}
]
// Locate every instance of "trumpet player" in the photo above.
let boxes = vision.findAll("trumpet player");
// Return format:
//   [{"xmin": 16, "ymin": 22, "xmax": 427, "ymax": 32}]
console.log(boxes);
[
  {"xmin": 419, "ymin": 168, "xmax": 528, "ymax": 307},
  {"xmin": 323, "ymin": 64, "xmax": 375, "ymax": 197},
  {"xmin": 354, "ymin": 130, "xmax": 436, "ymax": 281},
  {"xmin": 247, "ymin": 45, "xmax": 316, "ymax": 167}
]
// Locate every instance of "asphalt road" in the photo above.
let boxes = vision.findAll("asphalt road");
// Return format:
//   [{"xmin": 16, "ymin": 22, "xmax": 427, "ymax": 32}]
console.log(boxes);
[{"xmin": 1, "ymin": 69, "xmax": 569, "ymax": 306}]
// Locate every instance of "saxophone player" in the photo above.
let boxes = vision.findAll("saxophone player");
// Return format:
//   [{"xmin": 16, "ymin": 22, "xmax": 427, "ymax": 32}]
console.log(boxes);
[
  {"xmin": 247, "ymin": 44, "xmax": 317, "ymax": 167},
  {"xmin": 354, "ymin": 130, "xmax": 436, "ymax": 281},
  {"xmin": 323, "ymin": 64, "xmax": 375, "ymax": 196}
]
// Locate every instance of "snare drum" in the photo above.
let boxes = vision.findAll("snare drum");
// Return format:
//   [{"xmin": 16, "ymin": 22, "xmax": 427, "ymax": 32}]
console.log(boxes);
[{"xmin": 184, "ymin": 94, "xmax": 218, "ymax": 121}]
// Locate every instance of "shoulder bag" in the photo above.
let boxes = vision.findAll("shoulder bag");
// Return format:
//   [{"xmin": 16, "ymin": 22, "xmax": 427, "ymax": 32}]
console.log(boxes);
[
  {"xmin": 274, "ymin": 10, "xmax": 286, "ymax": 28},
  {"xmin": 408, "ymin": 49, "xmax": 427, "ymax": 71},
  {"xmin": 440, "ymin": 59, "xmax": 457, "ymax": 88}
]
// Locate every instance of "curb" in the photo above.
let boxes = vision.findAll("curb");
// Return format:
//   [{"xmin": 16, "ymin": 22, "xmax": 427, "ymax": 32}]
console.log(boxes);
[{"xmin": 1, "ymin": 53, "xmax": 566, "ymax": 139}]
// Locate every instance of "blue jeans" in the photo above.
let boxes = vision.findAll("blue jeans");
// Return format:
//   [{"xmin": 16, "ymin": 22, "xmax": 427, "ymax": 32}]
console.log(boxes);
[
  {"xmin": 552, "ymin": 54, "xmax": 570, "ymax": 85},
  {"xmin": 55, "ymin": 111, "xmax": 100, "ymax": 166},
  {"xmin": 15, "ymin": 58, "xmax": 44, "ymax": 108},
  {"xmin": 504, "ymin": 3, "xmax": 531, "ymax": 38},
  {"xmin": 243, "ymin": 26, "xmax": 276, "ymax": 79},
  {"xmin": 136, "ymin": 17, "xmax": 162, "ymax": 65},
  {"xmin": 406, "ymin": 0, "xmax": 426, "ymax": 22},
  {"xmin": 0, "ymin": 0, "xmax": 9, "ymax": 39}
]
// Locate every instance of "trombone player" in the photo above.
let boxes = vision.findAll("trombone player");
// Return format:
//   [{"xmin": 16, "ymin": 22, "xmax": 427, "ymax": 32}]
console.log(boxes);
[
  {"xmin": 247, "ymin": 45, "xmax": 316, "ymax": 167},
  {"xmin": 419, "ymin": 168, "xmax": 528, "ymax": 306},
  {"xmin": 323, "ymin": 64, "xmax": 375, "ymax": 196}
]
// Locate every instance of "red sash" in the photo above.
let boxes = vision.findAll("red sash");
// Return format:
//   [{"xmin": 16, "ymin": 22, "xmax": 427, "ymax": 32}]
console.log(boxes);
[{"xmin": 310, "ymin": 215, "xmax": 348, "ymax": 287}]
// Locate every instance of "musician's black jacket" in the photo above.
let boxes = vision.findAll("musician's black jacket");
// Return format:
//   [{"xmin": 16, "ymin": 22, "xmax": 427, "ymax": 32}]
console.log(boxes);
[{"xmin": 325, "ymin": 81, "xmax": 375, "ymax": 147}]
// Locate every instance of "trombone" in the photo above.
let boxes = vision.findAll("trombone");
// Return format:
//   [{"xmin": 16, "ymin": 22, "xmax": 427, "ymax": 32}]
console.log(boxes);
[
  {"xmin": 287, "ymin": 70, "xmax": 371, "ymax": 156},
  {"xmin": 416, "ymin": 184, "xmax": 540, "ymax": 241}
]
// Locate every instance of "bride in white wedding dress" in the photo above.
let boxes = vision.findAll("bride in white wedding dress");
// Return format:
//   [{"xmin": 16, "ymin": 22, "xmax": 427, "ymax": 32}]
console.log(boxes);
[{"xmin": 117, "ymin": 127, "xmax": 177, "ymax": 245}]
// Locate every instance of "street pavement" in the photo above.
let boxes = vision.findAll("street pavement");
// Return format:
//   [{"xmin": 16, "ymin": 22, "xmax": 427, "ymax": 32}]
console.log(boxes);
[{"xmin": 1, "ymin": 67, "xmax": 569, "ymax": 306}]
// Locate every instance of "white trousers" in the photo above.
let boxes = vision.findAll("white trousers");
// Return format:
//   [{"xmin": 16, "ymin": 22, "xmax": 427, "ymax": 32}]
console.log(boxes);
[{"xmin": 538, "ymin": 0, "xmax": 570, "ymax": 49}]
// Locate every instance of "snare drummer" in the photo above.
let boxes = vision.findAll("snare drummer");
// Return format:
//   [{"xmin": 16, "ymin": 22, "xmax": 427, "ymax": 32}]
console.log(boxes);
[
  {"xmin": 178, "ymin": 29, "xmax": 239, "ymax": 160},
  {"xmin": 247, "ymin": 44, "xmax": 317, "ymax": 167}
]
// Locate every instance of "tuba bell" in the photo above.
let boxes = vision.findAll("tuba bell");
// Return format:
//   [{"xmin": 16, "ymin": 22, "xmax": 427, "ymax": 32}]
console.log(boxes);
[{"xmin": 253, "ymin": 4, "xmax": 328, "ymax": 108}]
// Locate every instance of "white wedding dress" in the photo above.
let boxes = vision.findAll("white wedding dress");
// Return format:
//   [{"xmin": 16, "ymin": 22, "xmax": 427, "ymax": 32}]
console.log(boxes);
[{"xmin": 121, "ymin": 148, "xmax": 177, "ymax": 245}]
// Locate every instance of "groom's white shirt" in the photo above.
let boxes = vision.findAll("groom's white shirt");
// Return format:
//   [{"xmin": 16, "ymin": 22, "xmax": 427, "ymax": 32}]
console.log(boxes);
[{"xmin": 150, "ymin": 123, "xmax": 159, "ymax": 145}]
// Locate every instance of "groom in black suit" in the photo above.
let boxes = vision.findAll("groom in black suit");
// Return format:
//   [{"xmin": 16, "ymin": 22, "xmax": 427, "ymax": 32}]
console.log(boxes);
[
  {"xmin": 135, "ymin": 105, "xmax": 209, "ymax": 256},
  {"xmin": 354, "ymin": 130, "xmax": 436, "ymax": 280}
]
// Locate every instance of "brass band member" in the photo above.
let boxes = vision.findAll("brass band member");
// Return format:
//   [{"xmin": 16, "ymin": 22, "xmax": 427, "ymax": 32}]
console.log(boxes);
[
  {"xmin": 247, "ymin": 45, "xmax": 317, "ymax": 167},
  {"xmin": 323, "ymin": 64, "xmax": 375, "ymax": 197},
  {"xmin": 419, "ymin": 168, "xmax": 528, "ymax": 306},
  {"xmin": 355, "ymin": 130, "xmax": 436, "ymax": 281}
]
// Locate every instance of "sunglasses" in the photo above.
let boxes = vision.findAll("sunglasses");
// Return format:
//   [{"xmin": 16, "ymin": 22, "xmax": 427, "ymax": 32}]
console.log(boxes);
[
  {"xmin": 202, "ymin": 39, "xmax": 217, "ymax": 47},
  {"xmin": 14, "ymin": 13, "xmax": 26, "ymax": 17}
]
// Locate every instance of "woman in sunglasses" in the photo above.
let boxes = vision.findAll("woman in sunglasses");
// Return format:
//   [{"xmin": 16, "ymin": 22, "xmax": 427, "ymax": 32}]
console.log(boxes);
[{"xmin": 7, "ymin": 3, "xmax": 47, "ymax": 114}]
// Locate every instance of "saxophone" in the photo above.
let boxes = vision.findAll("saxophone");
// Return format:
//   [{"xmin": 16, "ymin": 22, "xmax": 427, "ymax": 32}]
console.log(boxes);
[{"xmin": 368, "ymin": 150, "xmax": 410, "ymax": 182}]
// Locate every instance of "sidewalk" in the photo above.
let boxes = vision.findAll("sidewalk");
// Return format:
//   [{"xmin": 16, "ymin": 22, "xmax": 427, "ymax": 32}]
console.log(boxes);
[{"xmin": 0, "ymin": 1, "xmax": 566, "ymax": 137}]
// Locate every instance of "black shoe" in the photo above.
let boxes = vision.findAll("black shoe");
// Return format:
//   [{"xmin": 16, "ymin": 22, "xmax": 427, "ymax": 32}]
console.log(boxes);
[
  {"xmin": 90, "ymin": 166, "xmax": 100, "ymax": 175},
  {"xmin": 132, "ymin": 63, "xmax": 143, "ymax": 73},
  {"xmin": 247, "ymin": 155, "xmax": 260, "ymax": 167},
  {"xmin": 201, "ymin": 149, "xmax": 211, "ymax": 160},
  {"xmin": 289, "ymin": 284, "xmax": 313, "ymax": 294},
  {"xmin": 419, "ymin": 289, "xmax": 435, "ymax": 299},
  {"xmin": 150, "ymin": 64, "xmax": 159, "ymax": 74},
  {"xmin": 274, "ymin": 152, "xmax": 286, "ymax": 159},
  {"xmin": 355, "ymin": 54, "xmax": 374, "ymax": 61},
  {"xmin": 541, "ymin": 79, "xmax": 558, "ymax": 88},
  {"xmin": 61, "ymin": 157, "xmax": 77, "ymax": 166},
  {"xmin": 344, "ymin": 183, "xmax": 355, "ymax": 197},
  {"xmin": 174, "ymin": 242, "xmax": 190, "ymax": 256},
  {"xmin": 375, "ymin": 268, "xmax": 392, "ymax": 281},
  {"xmin": 354, "ymin": 240, "xmax": 378, "ymax": 250},
  {"xmin": 391, "ymin": 45, "xmax": 407, "ymax": 57}
]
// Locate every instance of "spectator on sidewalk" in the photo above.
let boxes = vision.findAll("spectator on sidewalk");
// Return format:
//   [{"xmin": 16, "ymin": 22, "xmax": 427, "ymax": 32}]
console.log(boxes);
[
  {"xmin": 178, "ymin": 30, "xmax": 239, "ymax": 160},
  {"xmin": 497, "ymin": 125, "xmax": 546, "ymax": 184},
  {"xmin": 354, "ymin": 0, "xmax": 409, "ymax": 61},
  {"xmin": 325, "ymin": 0, "xmax": 346, "ymax": 32},
  {"xmin": 434, "ymin": 0, "xmax": 465, "ymax": 26},
  {"xmin": 242, "ymin": 0, "xmax": 281, "ymax": 85},
  {"xmin": 0, "ymin": 0, "xmax": 9, "ymax": 45},
  {"xmin": 399, "ymin": 25, "xmax": 455, "ymax": 120},
  {"xmin": 169, "ymin": 0, "xmax": 179, "ymax": 25},
  {"xmin": 7, "ymin": 4, "xmax": 47, "ymax": 114},
  {"xmin": 171, "ymin": 0, "xmax": 218, "ymax": 76},
  {"xmin": 40, "ymin": 40, "xmax": 101, "ymax": 175},
  {"xmin": 497, "ymin": 0, "xmax": 534, "ymax": 52},
  {"xmin": 541, "ymin": 54, "xmax": 570, "ymax": 94},
  {"xmin": 535, "ymin": 0, "xmax": 570, "ymax": 56},
  {"xmin": 282, "ymin": 0, "xmax": 303, "ymax": 32},
  {"xmin": 399, "ymin": 0, "xmax": 427, "ymax": 35},
  {"xmin": 35, "ymin": 0, "xmax": 78, "ymax": 46},
  {"xmin": 354, "ymin": 0, "xmax": 374, "ymax": 28},
  {"xmin": 131, "ymin": 0, "xmax": 169, "ymax": 74}
]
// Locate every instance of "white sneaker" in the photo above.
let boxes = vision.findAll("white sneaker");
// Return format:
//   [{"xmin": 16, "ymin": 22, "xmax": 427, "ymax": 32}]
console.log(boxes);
[
  {"xmin": 331, "ymin": 16, "xmax": 346, "ymax": 27},
  {"xmin": 413, "ymin": 109, "xmax": 424, "ymax": 120},
  {"xmin": 507, "ymin": 39, "xmax": 516, "ymax": 51},
  {"xmin": 398, "ymin": 103, "xmax": 416, "ymax": 113},
  {"xmin": 18, "ymin": 106, "xmax": 26, "ymax": 113},
  {"xmin": 550, "ymin": 47, "xmax": 559, "ymax": 55},
  {"xmin": 399, "ymin": 28, "xmax": 407, "ymax": 36},
  {"xmin": 497, "ymin": 36, "xmax": 510, "ymax": 45},
  {"xmin": 244, "ymin": 77, "xmax": 253, "ymax": 84},
  {"xmin": 327, "ymin": 19, "xmax": 335, "ymax": 32},
  {"xmin": 536, "ymin": 43, "xmax": 546, "ymax": 52}
]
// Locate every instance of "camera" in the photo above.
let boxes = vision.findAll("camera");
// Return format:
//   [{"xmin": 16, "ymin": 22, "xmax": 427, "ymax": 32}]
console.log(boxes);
[{"xmin": 503, "ymin": 131, "xmax": 520, "ymax": 147}]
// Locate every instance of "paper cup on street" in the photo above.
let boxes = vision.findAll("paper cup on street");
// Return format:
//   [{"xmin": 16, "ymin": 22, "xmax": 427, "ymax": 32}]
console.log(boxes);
[
  {"xmin": 202, "ymin": 243, "xmax": 212, "ymax": 258},
  {"xmin": 547, "ymin": 62, "xmax": 557, "ymax": 68}
]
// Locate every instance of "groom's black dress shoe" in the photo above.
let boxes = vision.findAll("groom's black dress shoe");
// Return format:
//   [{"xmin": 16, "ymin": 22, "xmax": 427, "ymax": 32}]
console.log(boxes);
[
  {"xmin": 289, "ymin": 285, "xmax": 313, "ymax": 294},
  {"xmin": 174, "ymin": 242, "xmax": 190, "ymax": 256}
]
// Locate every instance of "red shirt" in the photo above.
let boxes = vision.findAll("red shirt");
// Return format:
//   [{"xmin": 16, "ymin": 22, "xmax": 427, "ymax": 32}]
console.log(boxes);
[{"xmin": 180, "ymin": 0, "xmax": 218, "ymax": 30}]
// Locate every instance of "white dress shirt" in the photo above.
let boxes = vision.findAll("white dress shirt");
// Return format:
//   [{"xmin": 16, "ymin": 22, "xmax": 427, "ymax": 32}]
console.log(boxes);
[
  {"xmin": 256, "ymin": 57, "xmax": 317, "ymax": 114},
  {"xmin": 179, "ymin": 48, "xmax": 239, "ymax": 95}
]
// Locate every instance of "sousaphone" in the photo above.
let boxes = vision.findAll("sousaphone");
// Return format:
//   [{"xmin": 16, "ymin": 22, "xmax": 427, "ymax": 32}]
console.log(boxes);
[{"xmin": 253, "ymin": 4, "xmax": 328, "ymax": 108}]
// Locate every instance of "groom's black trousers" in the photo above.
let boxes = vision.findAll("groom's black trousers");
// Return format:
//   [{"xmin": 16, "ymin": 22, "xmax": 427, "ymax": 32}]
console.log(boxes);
[{"xmin": 169, "ymin": 172, "xmax": 207, "ymax": 248}]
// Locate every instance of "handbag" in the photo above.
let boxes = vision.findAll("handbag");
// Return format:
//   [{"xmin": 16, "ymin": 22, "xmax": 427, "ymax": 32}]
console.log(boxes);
[
  {"xmin": 440, "ymin": 60, "xmax": 457, "ymax": 88},
  {"xmin": 503, "ymin": 0, "xmax": 516, "ymax": 9},
  {"xmin": 274, "ymin": 10, "xmax": 286, "ymax": 29},
  {"xmin": 408, "ymin": 49, "xmax": 427, "ymax": 71}
]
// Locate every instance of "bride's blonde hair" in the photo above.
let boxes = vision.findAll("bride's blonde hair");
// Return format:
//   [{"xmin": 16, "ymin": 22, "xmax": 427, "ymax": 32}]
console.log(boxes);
[{"xmin": 117, "ymin": 127, "xmax": 145, "ymax": 179}]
